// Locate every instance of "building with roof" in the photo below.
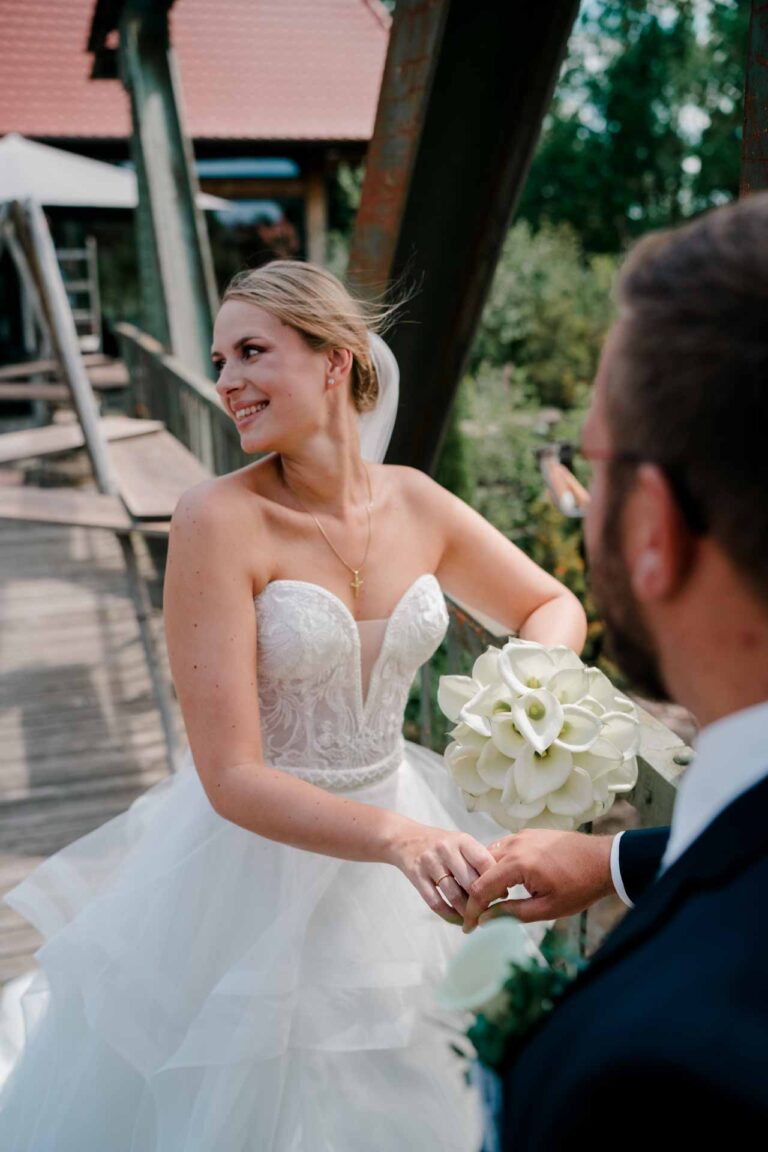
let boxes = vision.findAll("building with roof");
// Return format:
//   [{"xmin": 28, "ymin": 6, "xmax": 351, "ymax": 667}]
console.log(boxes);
[
  {"xmin": 0, "ymin": 0, "xmax": 390, "ymax": 362},
  {"xmin": 0, "ymin": 0, "xmax": 390, "ymax": 260}
]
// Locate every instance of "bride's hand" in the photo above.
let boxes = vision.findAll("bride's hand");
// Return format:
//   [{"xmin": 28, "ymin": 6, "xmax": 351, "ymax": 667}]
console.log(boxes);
[{"xmin": 388, "ymin": 824, "xmax": 497, "ymax": 925}]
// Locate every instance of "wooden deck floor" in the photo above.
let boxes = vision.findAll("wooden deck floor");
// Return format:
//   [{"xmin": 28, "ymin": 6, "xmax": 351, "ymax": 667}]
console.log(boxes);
[{"xmin": 0, "ymin": 515, "xmax": 181, "ymax": 984}]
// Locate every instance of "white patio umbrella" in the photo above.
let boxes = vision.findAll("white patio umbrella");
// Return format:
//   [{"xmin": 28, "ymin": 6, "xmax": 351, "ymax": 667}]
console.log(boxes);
[{"xmin": 0, "ymin": 133, "xmax": 229, "ymax": 211}]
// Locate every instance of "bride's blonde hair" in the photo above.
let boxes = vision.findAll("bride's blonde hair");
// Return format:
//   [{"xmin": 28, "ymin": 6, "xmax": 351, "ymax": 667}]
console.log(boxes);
[{"xmin": 222, "ymin": 261, "xmax": 397, "ymax": 413}]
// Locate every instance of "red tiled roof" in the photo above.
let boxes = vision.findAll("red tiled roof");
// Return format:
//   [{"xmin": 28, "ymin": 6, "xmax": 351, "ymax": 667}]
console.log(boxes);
[{"xmin": 0, "ymin": 0, "xmax": 390, "ymax": 142}]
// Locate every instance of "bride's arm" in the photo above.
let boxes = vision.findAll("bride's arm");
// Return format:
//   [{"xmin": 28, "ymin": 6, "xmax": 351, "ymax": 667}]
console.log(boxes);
[
  {"xmin": 400, "ymin": 468, "xmax": 587, "ymax": 651},
  {"xmin": 164, "ymin": 482, "xmax": 494, "ymax": 924}
]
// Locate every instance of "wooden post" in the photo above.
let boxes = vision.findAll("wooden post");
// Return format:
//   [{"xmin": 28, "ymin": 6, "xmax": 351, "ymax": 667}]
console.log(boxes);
[
  {"xmin": 13, "ymin": 200, "xmax": 118, "ymax": 493},
  {"xmin": 305, "ymin": 160, "xmax": 328, "ymax": 266},
  {"xmin": 117, "ymin": 0, "xmax": 218, "ymax": 379}
]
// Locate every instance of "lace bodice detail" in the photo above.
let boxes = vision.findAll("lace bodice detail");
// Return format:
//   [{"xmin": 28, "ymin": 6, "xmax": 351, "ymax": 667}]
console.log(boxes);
[{"xmin": 254, "ymin": 575, "xmax": 448, "ymax": 789}]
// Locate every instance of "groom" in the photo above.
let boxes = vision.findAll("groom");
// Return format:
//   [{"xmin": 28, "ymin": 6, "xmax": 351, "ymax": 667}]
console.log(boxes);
[{"xmin": 464, "ymin": 192, "xmax": 768, "ymax": 1143}]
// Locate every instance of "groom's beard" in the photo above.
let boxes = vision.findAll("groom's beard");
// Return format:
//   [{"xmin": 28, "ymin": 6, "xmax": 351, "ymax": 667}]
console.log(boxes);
[{"xmin": 588, "ymin": 490, "xmax": 669, "ymax": 702}]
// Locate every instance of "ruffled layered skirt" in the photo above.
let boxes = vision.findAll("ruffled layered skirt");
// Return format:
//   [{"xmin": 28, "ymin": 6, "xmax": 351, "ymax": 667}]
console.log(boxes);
[{"xmin": 0, "ymin": 744, "xmax": 520, "ymax": 1151}]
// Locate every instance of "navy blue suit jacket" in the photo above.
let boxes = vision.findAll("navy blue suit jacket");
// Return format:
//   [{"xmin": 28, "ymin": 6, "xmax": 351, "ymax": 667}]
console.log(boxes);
[{"xmin": 503, "ymin": 775, "xmax": 768, "ymax": 1147}]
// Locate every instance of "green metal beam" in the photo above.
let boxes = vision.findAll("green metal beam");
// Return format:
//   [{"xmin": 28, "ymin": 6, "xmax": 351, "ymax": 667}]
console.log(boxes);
[
  {"xmin": 115, "ymin": 0, "xmax": 218, "ymax": 378},
  {"xmin": 742, "ymin": 0, "xmax": 768, "ymax": 194},
  {"xmin": 349, "ymin": 0, "xmax": 579, "ymax": 472}
]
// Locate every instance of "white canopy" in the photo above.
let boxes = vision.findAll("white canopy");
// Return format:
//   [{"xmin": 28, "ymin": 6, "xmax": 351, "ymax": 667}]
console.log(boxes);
[{"xmin": 0, "ymin": 133, "xmax": 229, "ymax": 211}]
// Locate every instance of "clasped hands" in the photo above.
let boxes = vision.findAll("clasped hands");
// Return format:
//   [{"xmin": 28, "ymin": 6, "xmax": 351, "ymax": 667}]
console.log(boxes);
[{"xmin": 440, "ymin": 829, "xmax": 616, "ymax": 931}]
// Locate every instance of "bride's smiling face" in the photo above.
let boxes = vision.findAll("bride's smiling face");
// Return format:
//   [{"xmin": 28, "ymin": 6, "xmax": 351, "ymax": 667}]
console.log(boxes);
[{"xmin": 212, "ymin": 299, "xmax": 331, "ymax": 454}]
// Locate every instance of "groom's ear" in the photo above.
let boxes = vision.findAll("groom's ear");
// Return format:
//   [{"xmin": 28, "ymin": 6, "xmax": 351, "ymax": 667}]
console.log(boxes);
[{"xmin": 624, "ymin": 464, "xmax": 695, "ymax": 603}]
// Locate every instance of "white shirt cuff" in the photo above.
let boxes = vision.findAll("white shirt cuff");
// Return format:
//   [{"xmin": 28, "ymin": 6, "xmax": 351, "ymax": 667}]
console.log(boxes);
[{"xmin": 610, "ymin": 830, "xmax": 634, "ymax": 908}]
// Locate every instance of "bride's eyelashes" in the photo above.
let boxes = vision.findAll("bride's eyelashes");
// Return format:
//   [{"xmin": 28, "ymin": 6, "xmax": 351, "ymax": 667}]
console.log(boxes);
[{"xmin": 211, "ymin": 344, "xmax": 267, "ymax": 376}]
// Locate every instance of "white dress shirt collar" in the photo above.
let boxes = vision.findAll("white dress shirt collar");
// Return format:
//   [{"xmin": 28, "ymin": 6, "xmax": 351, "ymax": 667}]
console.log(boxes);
[{"xmin": 661, "ymin": 699, "xmax": 768, "ymax": 872}]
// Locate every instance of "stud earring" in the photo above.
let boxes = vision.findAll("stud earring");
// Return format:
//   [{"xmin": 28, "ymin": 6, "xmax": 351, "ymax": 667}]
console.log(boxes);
[{"xmin": 328, "ymin": 376, "xmax": 335, "ymax": 386}]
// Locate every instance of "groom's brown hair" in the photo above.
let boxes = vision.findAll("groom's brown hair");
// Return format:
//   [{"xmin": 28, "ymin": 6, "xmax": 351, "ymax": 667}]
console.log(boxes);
[{"xmin": 606, "ymin": 191, "xmax": 768, "ymax": 603}]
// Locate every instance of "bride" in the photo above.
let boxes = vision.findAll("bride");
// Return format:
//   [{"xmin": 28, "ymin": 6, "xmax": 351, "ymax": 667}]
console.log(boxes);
[{"xmin": 0, "ymin": 261, "xmax": 586, "ymax": 1150}]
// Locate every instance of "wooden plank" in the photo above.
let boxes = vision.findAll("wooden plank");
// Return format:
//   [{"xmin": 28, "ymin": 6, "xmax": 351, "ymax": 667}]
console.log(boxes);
[
  {"xmin": 87, "ymin": 362, "xmax": 130, "ymax": 388},
  {"xmin": 0, "ymin": 364, "xmax": 128, "ymax": 395},
  {"xmin": 108, "ymin": 428, "xmax": 212, "ymax": 518},
  {"xmin": 0, "ymin": 486, "xmax": 133, "ymax": 531},
  {"xmin": 0, "ymin": 487, "xmax": 170, "ymax": 537},
  {"xmin": 0, "ymin": 416, "xmax": 164, "ymax": 465},
  {"xmin": 0, "ymin": 383, "xmax": 70, "ymax": 402}
]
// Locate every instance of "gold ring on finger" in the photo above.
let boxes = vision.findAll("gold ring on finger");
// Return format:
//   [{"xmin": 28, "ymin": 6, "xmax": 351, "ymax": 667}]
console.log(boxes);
[{"xmin": 435, "ymin": 874, "xmax": 452, "ymax": 888}]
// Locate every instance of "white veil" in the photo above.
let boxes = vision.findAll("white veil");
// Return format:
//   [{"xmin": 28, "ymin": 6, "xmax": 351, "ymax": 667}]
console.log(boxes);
[{"xmin": 358, "ymin": 332, "xmax": 400, "ymax": 464}]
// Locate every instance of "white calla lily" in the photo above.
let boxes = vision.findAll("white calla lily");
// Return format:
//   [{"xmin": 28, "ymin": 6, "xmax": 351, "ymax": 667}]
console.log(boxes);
[
  {"xmin": 573, "ymin": 740, "xmax": 623, "ymax": 781},
  {"xmin": 555, "ymin": 705, "xmax": 602, "ymax": 752},
  {"xmin": 448, "ymin": 722, "xmax": 489, "ymax": 752},
  {"xmin": 472, "ymin": 646, "xmax": 503, "ymax": 687},
  {"xmin": 547, "ymin": 667, "xmax": 591, "ymax": 706},
  {"xmin": 462, "ymin": 682, "xmax": 515, "ymax": 720},
  {"xmin": 513, "ymin": 743, "xmax": 573, "ymax": 804},
  {"xmin": 525, "ymin": 812, "xmax": 576, "ymax": 831},
  {"xmin": 499, "ymin": 641, "xmax": 557, "ymax": 695},
  {"xmin": 548, "ymin": 646, "xmax": 585, "ymax": 673},
  {"xmin": 503, "ymin": 795, "xmax": 547, "ymax": 821},
  {"xmin": 500, "ymin": 767, "xmax": 520, "ymax": 807},
  {"xmin": 436, "ymin": 918, "xmax": 543, "ymax": 1017},
  {"xmin": 458, "ymin": 697, "xmax": 493, "ymax": 737},
  {"xmin": 473, "ymin": 791, "xmax": 519, "ymax": 827},
  {"xmin": 579, "ymin": 695, "xmax": 606, "ymax": 718},
  {"xmin": 445, "ymin": 743, "xmax": 491, "ymax": 795},
  {"xmin": 437, "ymin": 675, "xmax": 478, "ymax": 723},
  {"xmin": 577, "ymin": 796, "xmax": 615, "ymax": 824},
  {"xmin": 510, "ymin": 689, "xmax": 564, "ymax": 754},
  {"xmin": 603, "ymin": 754, "xmax": 639, "ymax": 794},
  {"xmin": 546, "ymin": 766, "xmax": 595, "ymax": 816},
  {"xmin": 585, "ymin": 668, "xmax": 636, "ymax": 715},
  {"xmin": 490, "ymin": 714, "xmax": 528, "ymax": 759},
  {"xmin": 600, "ymin": 711, "xmax": 641, "ymax": 758},
  {"xmin": 476, "ymin": 740, "xmax": 515, "ymax": 789}
]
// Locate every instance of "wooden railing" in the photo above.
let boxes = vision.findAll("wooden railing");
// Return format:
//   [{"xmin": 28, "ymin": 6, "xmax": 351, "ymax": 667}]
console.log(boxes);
[
  {"xmin": 117, "ymin": 322, "xmax": 689, "ymax": 835},
  {"xmin": 115, "ymin": 323, "xmax": 249, "ymax": 476}
]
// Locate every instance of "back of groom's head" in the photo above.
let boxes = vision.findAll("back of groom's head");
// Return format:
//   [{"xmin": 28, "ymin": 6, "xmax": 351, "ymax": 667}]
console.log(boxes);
[{"xmin": 606, "ymin": 191, "xmax": 768, "ymax": 606}]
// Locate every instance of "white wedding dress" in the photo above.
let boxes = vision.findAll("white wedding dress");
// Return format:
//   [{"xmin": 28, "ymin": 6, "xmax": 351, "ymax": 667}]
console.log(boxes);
[{"xmin": 0, "ymin": 572, "xmax": 535, "ymax": 1151}]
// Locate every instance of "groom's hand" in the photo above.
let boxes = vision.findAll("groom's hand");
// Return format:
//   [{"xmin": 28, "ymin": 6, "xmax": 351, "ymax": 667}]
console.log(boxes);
[{"xmin": 463, "ymin": 829, "xmax": 616, "ymax": 931}]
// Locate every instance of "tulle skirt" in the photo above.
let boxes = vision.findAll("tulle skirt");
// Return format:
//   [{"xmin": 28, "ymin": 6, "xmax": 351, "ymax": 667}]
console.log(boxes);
[{"xmin": 0, "ymin": 743, "xmax": 522, "ymax": 1151}]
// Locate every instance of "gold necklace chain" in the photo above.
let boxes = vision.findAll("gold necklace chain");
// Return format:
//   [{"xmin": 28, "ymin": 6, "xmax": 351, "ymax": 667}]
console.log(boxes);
[{"xmin": 281, "ymin": 463, "xmax": 374, "ymax": 599}]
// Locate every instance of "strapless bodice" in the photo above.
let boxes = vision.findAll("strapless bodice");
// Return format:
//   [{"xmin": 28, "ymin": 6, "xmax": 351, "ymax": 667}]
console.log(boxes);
[{"xmin": 254, "ymin": 574, "xmax": 448, "ymax": 789}]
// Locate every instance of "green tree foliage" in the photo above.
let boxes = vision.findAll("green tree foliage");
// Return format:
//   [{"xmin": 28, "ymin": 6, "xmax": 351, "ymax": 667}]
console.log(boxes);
[
  {"xmin": 471, "ymin": 221, "xmax": 616, "ymax": 409},
  {"xmin": 518, "ymin": 0, "xmax": 745, "ymax": 252}
]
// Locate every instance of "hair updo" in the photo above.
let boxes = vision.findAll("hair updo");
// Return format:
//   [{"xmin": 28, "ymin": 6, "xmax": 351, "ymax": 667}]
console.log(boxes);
[{"xmin": 222, "ymin": 261, "xmax": 395, "ymax": 413}]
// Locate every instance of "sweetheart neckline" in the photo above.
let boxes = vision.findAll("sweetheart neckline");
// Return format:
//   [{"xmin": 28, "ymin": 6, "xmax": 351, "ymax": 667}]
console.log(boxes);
[
  {"xmin": 254, "ymin": 574, "xmax": 444, "ymax": 718},
  {"xmin": 254, "ymin": 573, "xmax": 440, "ymax": 628}
]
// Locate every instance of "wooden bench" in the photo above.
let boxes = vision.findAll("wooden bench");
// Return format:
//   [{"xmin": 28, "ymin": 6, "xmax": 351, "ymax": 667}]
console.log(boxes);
[
  {"xmin": 108, "ymin": 428, "xmax": 212, "ymax": 520},
  {"xmin": 0, "ymin": 417, "xmax": 208, "ymax": 531},
  {"xmin": 0, "ymin": 416, "xmax": 163, "ymax": 466}
]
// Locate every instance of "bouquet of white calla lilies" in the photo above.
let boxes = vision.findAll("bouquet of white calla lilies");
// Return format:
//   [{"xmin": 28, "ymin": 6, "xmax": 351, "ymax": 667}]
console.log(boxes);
[{"xmin": 438, "ymin": 639, "xmax": 640, "ymax": 832}]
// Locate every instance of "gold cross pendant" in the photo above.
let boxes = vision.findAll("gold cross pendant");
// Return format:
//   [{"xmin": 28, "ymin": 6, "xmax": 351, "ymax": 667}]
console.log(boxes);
[{"xmin": 350, "ymin": 570, "xmax": 364, "ymax": 597}]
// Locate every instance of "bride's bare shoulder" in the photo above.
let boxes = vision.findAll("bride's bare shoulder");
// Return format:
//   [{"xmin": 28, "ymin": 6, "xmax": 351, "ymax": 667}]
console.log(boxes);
[
  {"xmin": 171, "ymin": 458, "xmax": 277, "ymax": 531},
  {"xmin": 379, "ymin": 463, "xmax": 455, "ymax": 512}
]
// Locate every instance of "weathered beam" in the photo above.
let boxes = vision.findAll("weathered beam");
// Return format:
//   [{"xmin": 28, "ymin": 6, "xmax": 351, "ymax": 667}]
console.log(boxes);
[
  {"xmin": 741, "ymin": 0, "xmax": 768, "ymax": 194},
  {"xmin": 10, "ymin": 200, "xmax": 119, "ymax": 494},
  {"xmin": 305, "ymin": 160, "xmax": 328, "ymax": 266},
  {"xmin": 110, "ymin": 0, "xmax": 218, "ymax": 376},
  {"xmin": 348, "ymin": 0, "xmax": 449, "ymax": 288},
  {"xmin": 350, "ymin": 0, "xmax": 580, "ymax": 471}
]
